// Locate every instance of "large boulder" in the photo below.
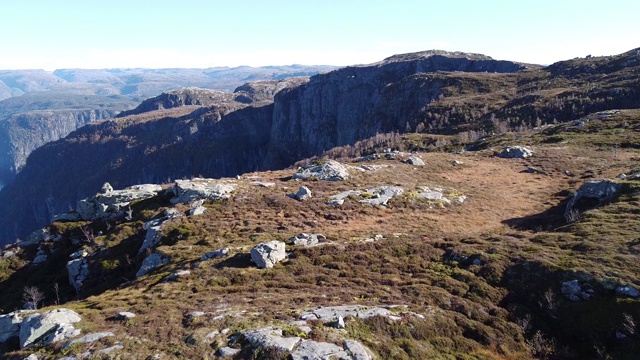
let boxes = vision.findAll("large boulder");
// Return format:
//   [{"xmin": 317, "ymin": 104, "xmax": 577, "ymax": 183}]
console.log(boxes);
[
  {"xmin": 136, "ymin": 252, "xmax": 170, "ymax": 278},
  {"xmin": 293, "ymin": 160, "xmax": 350, "ymax": 181},
  {"xmin": 291, "ymin": 186, "xmax": 312, "ymax": 201},
  {"xmin": 250, "ymin": 241, "xmax": 286, "ymax": 269},
  {"xmin": 566, "ymin": 180, "xmax": 622, "ymax": 213},
  {"xmin": 497, "ymin": 146, "xmax": 533, "ymax": 159},
  {"xmin": 0, "ymin": 312, "xmax": 22, "ymax": 343},
  {"xmin": 69, "ymin": 184, "xmax": 162, "ymax": 221},
  {"xmin": 167, "ymin": 178, "xmax": 236, "ymax": 204},
  {"xmin": 67, "ymin": 258, "xmax": 90, "ymax": 294},
  {"xmin": 19, "ymin": 309, "xmax": 81, "ymax": 348}
]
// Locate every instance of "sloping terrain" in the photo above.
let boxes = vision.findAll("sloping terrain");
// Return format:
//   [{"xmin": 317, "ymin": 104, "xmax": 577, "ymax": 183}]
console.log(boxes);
[{"xmin": 0, "ymin": 109, "xmax": 638, "ymax": 359}]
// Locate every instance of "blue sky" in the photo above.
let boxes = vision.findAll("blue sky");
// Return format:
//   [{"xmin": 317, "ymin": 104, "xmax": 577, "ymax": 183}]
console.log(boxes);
[{"xmin": 1, "ymin": 0, "xmax": 638, "ymax": 69}]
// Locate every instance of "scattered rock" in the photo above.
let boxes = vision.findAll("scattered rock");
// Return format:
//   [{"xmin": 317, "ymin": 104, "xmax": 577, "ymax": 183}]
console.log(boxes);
[
  {"xmin": 167, "ymin": 270, "xmax": 191, "ymax": 281},
  {"xmin": 615, "ymin": 285, "xmax": 639, "ymax": 298},
  {"xmin": 251, "ymin": 241, "xmax": 286, "ymax": 269},
  {"xmin": 289, "ymin": 233, "xmax": 326, "ymax": 247},
  {"xmin": 189, "ymin": 205, "xmax": 207, "ymax": 216},
  {"xmin": 404, "ymin": 156, "xmax": 425, "ymax": 166},
  {"xmin": 293, "ymin": 160, "xmax": 350, "ymax": 181},
  {"xmin": 101, "ymin": 182, "xmax": 114, "ymax": 194},
  {"xmin": 251, "ymin": 181, "xmax": 275, "ymax": 187},
  {"xmin": 561, "ymin": 280, "xmax": 593, "ymax": 302},
  {"xmin": 2, "ymin": 250, "xmax": 15, "ymax": 259},
  {"xmin": 168, "ymin": 178, "xmax": 236, "ymax": 204},
  {"xmin": 64, "ymin": 332, "xmax": 114, "ymax": 348},
  {"xmin": 300, "ymin": 305, "xmax": 393, "ymax": 322},
  {"xmin": 359, "ymin": 186, "xmax": 404, "ymax": 206},
  {"xmin": 217, "ymin": 346, "xmax": 240, "ymax": 357},
  {"xmin": 67, "ymin": 258, "xmax": 89, "ymax": 294},
  {"xmin": 136, "ymin": 252, "xmax": 170, "ymax": 278},
  {"xmin": 114, "ymin": 312, "xmax": 136, "ymax": 321},
  {"xmin": 19, "ymin": 308, "xmax": 82, "ymax": 348},
  {"xmin": 96, "ymin": 344, "xmax": 124, "ymax": 354},
  {"xmin": 327, "ymin": 190, "xmax": 361, "ymax": 206},
  {"xmin": 201, "ymin": 247, "xmax": 230, "ymax": 261},
  {"xmin": 451, "ymin": 160, "xmax": 464, "ymax": 166},
  {"xmin": 497, "ymin": 146, "xmax": 533, "ymax": 159},
  {"xmin": 290, "ymin": 186, "xmax": 312, "ymax": 201}
]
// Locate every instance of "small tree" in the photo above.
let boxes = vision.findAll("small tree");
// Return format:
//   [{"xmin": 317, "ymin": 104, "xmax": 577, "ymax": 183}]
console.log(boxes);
[{"xmin": 23, "ymin": 286, "xmax": 45, "ymax": 310}]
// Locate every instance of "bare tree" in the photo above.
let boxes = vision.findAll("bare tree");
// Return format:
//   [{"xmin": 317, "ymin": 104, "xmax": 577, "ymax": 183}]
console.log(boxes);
[{"xmin": 23, "ymin": 286, "xmax": 45, "ymax": 310}]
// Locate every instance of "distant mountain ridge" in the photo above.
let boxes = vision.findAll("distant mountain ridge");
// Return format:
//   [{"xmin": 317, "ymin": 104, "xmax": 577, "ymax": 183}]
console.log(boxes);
[{"xmin": 0, "ymin": 65, "xmax": 340, "ymax": 101}]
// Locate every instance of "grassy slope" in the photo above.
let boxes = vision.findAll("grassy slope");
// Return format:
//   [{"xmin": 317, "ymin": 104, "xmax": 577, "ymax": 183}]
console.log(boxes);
[{"xmin": 0, "ymin": 110, "xmax": 639, "ymax": 359}]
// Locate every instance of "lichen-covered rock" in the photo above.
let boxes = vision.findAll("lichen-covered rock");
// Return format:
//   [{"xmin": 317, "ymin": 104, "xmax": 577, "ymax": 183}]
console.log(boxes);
[
  {"xmin": 250, "ymin": 241, "xmax": 286, "ymax": 269},
  {"xmin": 497, "ymin": 146, "xmax": 533, "ymax": 159},
  {"xmin": 19, "ymin": 308, "xmax": 82, "ymax": 348},
  {"xmin": 291, "ymin": 340, "xmax": 349, "ymax": 360},
  {"xmin": 327, "ymin": 190, "xmax": 361, "ymax": 206},
  {"xmin": 293, "ymin": 160, "xmax": 350, "ymax": 181},
  {"xmin": 67, "ymin": 258, "xmax": 90, "ymax": 294},
  {"xmin": 167, "ymin": 178, "xmax": 236, "ymax": 204},
  {"xmin": 136, "ymin": 252, "xmax": 170, "ymax": 278}
]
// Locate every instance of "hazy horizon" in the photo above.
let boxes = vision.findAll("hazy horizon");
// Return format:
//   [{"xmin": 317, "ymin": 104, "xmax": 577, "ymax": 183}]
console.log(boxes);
[{"xmin": 1, "ymin": 0, "xmax": 638, "ymax": 70}]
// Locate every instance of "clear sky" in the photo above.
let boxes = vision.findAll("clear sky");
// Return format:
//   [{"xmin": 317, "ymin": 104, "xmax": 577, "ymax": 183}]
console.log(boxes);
[{"xmin": 1, "ymin": 0, "xmax": 638, "ymax": 70}]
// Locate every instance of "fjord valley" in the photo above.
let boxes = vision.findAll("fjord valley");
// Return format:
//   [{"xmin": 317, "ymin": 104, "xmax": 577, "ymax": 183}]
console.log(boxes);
[{"xmin": 0, "ymin": 48, "xmax": 638, "ymax": 359}]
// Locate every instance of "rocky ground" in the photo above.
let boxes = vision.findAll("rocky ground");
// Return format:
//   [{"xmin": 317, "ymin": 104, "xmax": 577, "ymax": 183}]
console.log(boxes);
[{"xmin": 0, "ymin": 109, "xmax": 639, "ymax": 359}]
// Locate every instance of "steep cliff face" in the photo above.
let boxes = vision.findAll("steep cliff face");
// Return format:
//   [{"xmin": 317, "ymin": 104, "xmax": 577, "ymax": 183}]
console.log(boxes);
[{"xmin": 263, "ymin": 52, "xmax": 528, "ymax": 168}]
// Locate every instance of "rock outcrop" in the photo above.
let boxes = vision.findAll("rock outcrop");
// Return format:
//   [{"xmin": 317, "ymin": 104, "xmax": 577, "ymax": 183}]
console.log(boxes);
[
  {"xmin": 168, "ymin": 179, "xmax": 236, "ymax": 204},
  {"xmin": 0, "ymin": 312, "xmax": 22, "ymax": 343},
  {"xmin": 293, "ymin": 160, "xmax": 350, "ymax": 181},
  {"xmin": 566, "ymin": 179, "xmax": 622, "ymax": 214},
  {"xmin": 19, "ymin": 309, "xmax": 81, "ymax": 348},
  {"xmin": 250, "ymin": 241, "xmax": 286, "ymax": 269},
  {"xmin": 67, "ymin": 257, "xmax": 90, "ymax": 294}
]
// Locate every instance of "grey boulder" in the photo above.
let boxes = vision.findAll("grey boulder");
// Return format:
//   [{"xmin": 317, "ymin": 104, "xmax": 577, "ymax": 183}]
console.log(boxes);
[
  {"xmin": 251, "ymin": 241, "xmax": 286, "ymax": 269},
  {"xmin": 67, "ymin": 258, "xmax": 90, "ymax": 294},
  {"xmin": 404, "ymin": 156, "xmax": 425, "ymax": 166},
  {"xmin": 289, "ymin": 233, "xmax": 326, "ymax": 247},
  {"xmin": 0, "ymin": 311, "xmax": 22, "ymax": 343}
]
